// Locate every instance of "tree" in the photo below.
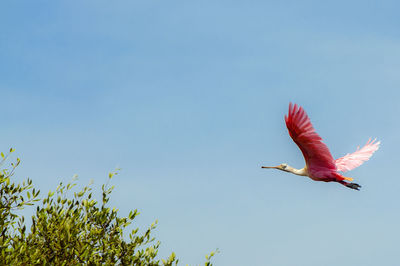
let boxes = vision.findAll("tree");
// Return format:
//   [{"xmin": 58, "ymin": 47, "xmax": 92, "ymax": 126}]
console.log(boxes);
[{"xmin": 0, "ymin": 149, "xmax": 217, "ymax": 265}]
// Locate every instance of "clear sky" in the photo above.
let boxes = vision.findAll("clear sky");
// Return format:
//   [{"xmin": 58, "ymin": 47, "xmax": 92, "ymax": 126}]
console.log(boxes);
[{"xmin": 1, "ymin": 1, "xmax": 399, "ymax": 265}]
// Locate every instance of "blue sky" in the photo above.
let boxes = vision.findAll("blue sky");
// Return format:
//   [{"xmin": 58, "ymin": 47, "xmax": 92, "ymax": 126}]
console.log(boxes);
[{"xmin": 1, "ymin": 1, "xmax": 399, "ymax": 265}]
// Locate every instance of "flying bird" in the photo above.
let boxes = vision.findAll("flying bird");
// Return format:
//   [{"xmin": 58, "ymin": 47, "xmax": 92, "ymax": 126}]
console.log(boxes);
[{"xmin": 262, "ymin": 103, "xmax": 380, "ymax": 190}]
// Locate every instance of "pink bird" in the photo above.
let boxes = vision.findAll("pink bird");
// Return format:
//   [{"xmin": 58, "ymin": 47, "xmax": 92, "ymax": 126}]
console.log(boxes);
[{"xmin": 262, "ymin": 103, "xmax": 380, "ymax": 190}]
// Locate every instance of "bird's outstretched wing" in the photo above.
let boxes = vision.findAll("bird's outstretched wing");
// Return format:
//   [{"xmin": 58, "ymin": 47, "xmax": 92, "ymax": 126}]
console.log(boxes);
[
  {"xmin": 335, "ymin": 138, "xmax": 380, "ymax": 172},
  {"xmin": 285, "ymin": 103, "xmax": 336, "ymax": 171}
]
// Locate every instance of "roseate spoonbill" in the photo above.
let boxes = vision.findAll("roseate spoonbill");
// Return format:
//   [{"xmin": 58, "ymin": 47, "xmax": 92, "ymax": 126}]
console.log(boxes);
[{"xmin": 262, "ymin": 103, "xmax": 380, "ymax": 190}]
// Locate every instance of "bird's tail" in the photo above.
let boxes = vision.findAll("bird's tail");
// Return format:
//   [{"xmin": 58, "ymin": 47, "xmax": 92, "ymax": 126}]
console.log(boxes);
[
  {"xmin": 342, "ymin": 176, "xmax": 354, "ymax": 181},
  {"xmin": 333, "ymin": 172, "xmax": 353, "ymax": 182}
]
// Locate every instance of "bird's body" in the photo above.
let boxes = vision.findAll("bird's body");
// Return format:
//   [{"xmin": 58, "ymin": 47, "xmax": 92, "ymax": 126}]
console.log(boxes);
[{"xmin": 262, "ymin": 103, "xmax": 380, "ymax": 190}]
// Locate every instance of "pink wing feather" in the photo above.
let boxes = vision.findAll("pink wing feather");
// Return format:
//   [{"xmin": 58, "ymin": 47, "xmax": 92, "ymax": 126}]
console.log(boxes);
[
  {"xmin": 285, "ymin": 103, "xmax": 336, "ymax": 171},
  {"xmin": 335, "ymin": 138, "xmax": 380, "ymax": 172}
]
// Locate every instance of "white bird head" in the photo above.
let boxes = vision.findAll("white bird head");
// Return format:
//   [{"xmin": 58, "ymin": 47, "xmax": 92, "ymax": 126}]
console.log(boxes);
[{"xmin": 261, "ymin": 163, "xmax": 288, "ymax": 171}]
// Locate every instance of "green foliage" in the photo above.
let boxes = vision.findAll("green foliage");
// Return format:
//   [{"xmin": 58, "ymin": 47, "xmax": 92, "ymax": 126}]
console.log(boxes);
[
  {"xmin": 0, "ymin": 149, "xmax": 40, "ymax": 261},
  {"xmin": 0, "ymin": 149, "xmax": 217, "ymax": 265},
  {"xmin": 205, "ymin": 249, "xmax": 219, "ymax": 266}
]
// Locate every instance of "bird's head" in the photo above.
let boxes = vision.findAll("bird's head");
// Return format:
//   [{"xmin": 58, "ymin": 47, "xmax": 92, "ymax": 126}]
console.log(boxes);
[{"xmin": 261, "ymin": 163, "xmax": 289, "ymax": 172}]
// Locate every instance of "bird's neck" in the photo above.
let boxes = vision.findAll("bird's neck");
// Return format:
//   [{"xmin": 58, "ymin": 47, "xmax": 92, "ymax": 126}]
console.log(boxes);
[{"xmin": 284, "ymin": 165, "xmax": 308, "ymax": 176}]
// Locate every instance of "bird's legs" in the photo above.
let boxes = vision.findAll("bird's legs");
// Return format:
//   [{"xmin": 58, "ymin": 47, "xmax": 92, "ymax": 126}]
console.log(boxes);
[{"xmin": 338, "ymin": 180, "xmax": 361, "ymax": 191}]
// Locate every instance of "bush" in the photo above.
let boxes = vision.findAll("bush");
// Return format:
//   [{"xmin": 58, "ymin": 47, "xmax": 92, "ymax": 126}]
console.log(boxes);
[{"xmin": 0, "ymin": 149, "xmax": 217, "ymax": 265}]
